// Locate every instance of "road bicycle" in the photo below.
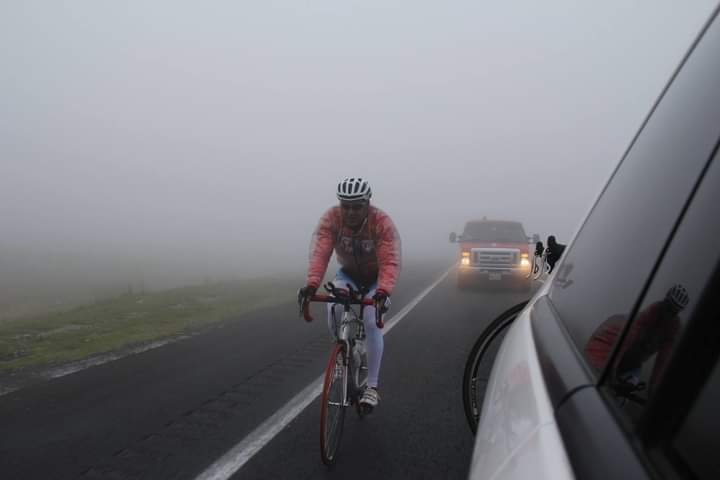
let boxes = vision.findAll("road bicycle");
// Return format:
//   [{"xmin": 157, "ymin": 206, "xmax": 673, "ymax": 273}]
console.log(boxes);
[{"xmin": 299, "ymin": 283, "xmax": 382, "ymax": 465}]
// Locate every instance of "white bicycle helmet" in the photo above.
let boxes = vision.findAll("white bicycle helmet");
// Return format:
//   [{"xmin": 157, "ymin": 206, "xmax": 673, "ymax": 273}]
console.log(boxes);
[
  {"xmin": 337, "ymin": 177, "xmax": 372, "ymax": 202},
  {"xmin": 666, "ymin": 284, "xmax": 689, "ymax": 312}
]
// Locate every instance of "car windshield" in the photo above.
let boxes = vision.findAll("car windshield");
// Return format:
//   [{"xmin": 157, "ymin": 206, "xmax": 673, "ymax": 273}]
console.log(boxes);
[{"xmin": 463, "ymin": 222, "xmax": 526, "ymax": 242}]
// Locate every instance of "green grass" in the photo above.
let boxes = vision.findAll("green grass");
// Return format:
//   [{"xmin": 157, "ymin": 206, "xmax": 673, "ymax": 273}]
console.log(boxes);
[{"xmin": 0, "ymin": 277, "xmax": 300, "ymax": 375}]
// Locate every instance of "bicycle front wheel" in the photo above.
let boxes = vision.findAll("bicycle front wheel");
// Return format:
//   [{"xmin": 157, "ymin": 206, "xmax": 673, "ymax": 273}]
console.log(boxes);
[
  {"xmin": 320, "ymin": 343, "xmax": 347, "ymax": 465},
  {"xmin": 462, "ymin": 300, "xmax": 528, "ymax": 434}
]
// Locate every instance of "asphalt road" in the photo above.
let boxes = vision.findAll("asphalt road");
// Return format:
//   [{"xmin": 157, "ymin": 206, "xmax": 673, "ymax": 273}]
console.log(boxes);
[{"xmin": 0, "ymin": 262, "xmax": 533, "ymax": 480}]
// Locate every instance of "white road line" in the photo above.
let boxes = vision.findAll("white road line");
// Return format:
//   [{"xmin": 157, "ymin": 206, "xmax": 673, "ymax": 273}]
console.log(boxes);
[{"xmin": 194, "ymin": 267, "xmax": 451, "ymax": 480}]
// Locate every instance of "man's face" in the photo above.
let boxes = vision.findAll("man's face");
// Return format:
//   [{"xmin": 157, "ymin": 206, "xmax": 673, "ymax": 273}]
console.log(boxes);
[{"xmin": 340, "ymin": 200, "xmax": 368, "ymax": 229}]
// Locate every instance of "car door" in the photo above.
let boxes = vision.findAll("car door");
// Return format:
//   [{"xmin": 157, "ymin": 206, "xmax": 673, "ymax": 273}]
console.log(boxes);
[
  {"xmin": 530, "ymin": 1, "xmax": 720, "ymax": 407},
  {"xmin": 469, "ymin": 8, "xmax": 720, "ymax": 479},
  {"xmin": 554, "ymin": 146, "xmax": 720, "ymax": 480},
  {"xmin": 528, "ymin": 5, "xmax": 720, "ymax": 480}
]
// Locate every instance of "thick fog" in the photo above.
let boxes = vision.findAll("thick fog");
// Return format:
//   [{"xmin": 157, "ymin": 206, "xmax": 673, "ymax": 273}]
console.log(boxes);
[{"xmin": 1, "ymin": 1, "xmax": 716, "ymax": 315}]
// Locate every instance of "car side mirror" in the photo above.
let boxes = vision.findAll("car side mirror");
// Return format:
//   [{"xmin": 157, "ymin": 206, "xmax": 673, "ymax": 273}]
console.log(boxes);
[{"xmin": 449, "ymin": 232, "xmax": 457, "ymax": 243}]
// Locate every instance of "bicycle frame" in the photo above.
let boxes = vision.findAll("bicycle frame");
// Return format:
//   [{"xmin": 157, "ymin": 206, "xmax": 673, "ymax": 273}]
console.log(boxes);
[
  {"xmin": 301, "ymin": 283, "xmax": 376, "ymax": 465},
  {"xmin": 331, "ymin": 305, "xmax": 367, "ymax": 407},
  {"xmin": 300, "ymin": 283, "xmax": 375, "ymax": 407}
]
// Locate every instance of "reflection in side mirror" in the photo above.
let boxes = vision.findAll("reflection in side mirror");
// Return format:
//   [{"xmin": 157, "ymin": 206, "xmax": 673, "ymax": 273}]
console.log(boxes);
[{"xmin": 449, "ymin": 232, "xmax": 457, "ymax": 243}]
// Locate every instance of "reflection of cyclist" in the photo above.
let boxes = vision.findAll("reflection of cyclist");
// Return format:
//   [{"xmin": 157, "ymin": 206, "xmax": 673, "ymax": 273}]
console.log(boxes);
[
  {"xmin": 298, "ymin": 178, "xmax": 401, "ymax": 410},
  {"xmin": 585, "ymin": 284, "xmax": 689, "ymax": 395},
  {"xmin": 545, "ymin": 235, "xmax": 565, "ymax": 273}
]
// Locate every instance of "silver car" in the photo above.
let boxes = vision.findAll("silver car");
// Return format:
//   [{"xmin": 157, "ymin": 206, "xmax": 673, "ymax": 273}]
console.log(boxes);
[{"xmin": 468, "ymin": 5, "xmax": 720, "ymax": 479}]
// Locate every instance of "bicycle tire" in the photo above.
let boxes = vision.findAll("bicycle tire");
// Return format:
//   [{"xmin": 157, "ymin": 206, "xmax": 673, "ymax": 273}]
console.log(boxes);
[
  {"xmin": 462, "ymin": 300, "xmax": 529, "ymax": 434},
  {"xmin": 320, "ymin": 343, "xmax": 347, "ymax": 465}
]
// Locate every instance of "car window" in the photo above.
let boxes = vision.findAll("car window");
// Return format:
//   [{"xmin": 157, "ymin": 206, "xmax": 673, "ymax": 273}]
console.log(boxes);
[
  {"xmin": 596, "ymin": 150, "xmax": 720, "ymax": 421},
  {"xmin": 462, "ymin": 222, "xmax": 526, "ymax": 242},
  {"xmin": 549, "ymin": 13, "xmax": 720, "ymax": 375}
]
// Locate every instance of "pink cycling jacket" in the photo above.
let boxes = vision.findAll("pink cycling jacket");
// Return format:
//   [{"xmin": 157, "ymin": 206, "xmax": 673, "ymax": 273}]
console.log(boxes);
[
  {"xmin": 584, "ymin": 301, "xmax": 680, "ymax": 392},
  {"xmin": 306, "ymin": 205, "xmax": 401, "ymax": 294}
]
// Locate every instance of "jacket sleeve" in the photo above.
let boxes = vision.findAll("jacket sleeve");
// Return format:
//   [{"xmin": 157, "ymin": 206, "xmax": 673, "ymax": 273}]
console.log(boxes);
[
  {"xmin": 375, "ymin": 212, "xmax": 402, "ymax": 295},
  {"xmin": 306, "ymin": 209, "xmax": 335, "ymax": 288}
]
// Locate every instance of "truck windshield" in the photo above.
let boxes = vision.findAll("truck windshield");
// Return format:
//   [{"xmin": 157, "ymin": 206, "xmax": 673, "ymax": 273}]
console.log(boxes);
[{"xmin": 463, "ymin": 222, "xmax": 526, "ymax": 242}]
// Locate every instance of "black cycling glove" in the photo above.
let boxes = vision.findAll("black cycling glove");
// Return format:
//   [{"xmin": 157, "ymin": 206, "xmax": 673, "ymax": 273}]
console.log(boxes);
[
  {"xmin": 372, "ymin": 290, "xmax": 389, "ymax": 314},
  {"xmin": 298, "ymin": 285, "xmax": 317, "ymax": 304}
]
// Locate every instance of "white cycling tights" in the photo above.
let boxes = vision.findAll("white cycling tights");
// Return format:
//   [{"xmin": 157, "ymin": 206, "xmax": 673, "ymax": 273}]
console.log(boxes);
[
  {"xmin": 326, "ymin": 274, "xmax": 386, "ymax": 389},
  {"xmin": 327, "ymin": 302, "xmax": 384, "ymax": 388}
]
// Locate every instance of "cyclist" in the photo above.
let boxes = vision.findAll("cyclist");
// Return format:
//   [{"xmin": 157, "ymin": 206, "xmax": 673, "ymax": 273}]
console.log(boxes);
[
  {"xmin": 545, "ymin": 235, "xmax": 566, "ymax": 274},
  {"xmin": 585, "ymin": 284, "xmax": 688, "ymax": 396},
  {"xmin": 298, "ymin": 177, "xmax": 401, "ymax": 411}
]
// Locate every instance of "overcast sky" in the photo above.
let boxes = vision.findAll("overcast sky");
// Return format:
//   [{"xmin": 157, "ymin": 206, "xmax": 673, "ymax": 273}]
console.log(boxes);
[{"xmin": 1, "ymin": 1, "xmax": 717, "ymax": 292}]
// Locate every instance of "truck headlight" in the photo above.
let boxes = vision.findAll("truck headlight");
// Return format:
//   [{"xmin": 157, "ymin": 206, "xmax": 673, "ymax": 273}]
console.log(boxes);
[
  {"xmin": 520, "ymin": 258, "xmax": 530, "ymax": 268},
  {"xmin": 461, "ymin": 257, "xmax": 470, "ymax": 266}
]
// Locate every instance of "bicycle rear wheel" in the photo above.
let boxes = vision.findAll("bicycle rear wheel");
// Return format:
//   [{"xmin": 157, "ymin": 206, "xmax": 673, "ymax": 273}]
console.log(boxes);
[
  {"xmin": 320, "ymin": 343, "xmax": 347, "ymax": 465},
  {"xmin": 462, "ymin": 300, "xmax": 528, "ymax": 434}
]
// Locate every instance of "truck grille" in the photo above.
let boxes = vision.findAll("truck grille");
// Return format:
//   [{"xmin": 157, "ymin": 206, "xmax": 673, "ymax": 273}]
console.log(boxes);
[{"xmin": 471, "ymin": 248, "xmax": 520, "ymax": 269}]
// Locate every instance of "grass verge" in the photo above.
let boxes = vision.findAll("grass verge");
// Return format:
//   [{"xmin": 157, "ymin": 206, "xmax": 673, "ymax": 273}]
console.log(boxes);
[{"xmin": 0, "ymin": 276, "xmax": 300, "ymax": 375}]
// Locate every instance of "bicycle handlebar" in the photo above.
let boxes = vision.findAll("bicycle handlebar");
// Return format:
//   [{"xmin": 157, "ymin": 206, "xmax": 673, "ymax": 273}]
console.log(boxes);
[{"xmin": 300, "ymin": 290, "xmax": 383, "ymax": 328}]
